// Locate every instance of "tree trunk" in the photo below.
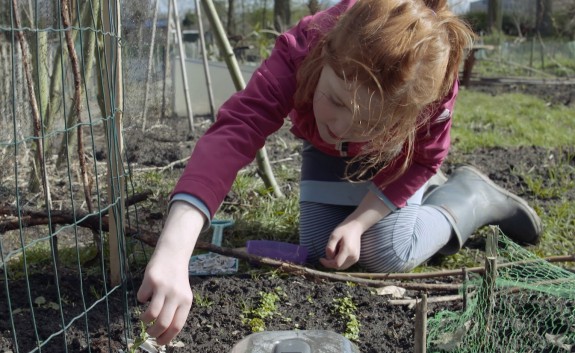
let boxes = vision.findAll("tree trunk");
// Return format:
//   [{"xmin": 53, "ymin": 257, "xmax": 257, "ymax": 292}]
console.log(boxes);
[
  {"xmin": 273, "ymin": 0, "xmax": 290, "ymax": 33},
  {"xmin": 227, "ymin": 0, "xmax": 236, "ymax": 35},
  {"xmin": 536, "ymin": 0, "xmax": 553, "ymax": 36},
  {"xmin": 488, "ymin": 0, "xmax": 502, "ymax": 33}
]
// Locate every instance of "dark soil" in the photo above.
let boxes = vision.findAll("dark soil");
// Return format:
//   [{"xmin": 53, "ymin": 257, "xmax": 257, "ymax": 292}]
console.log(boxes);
[{"xmin": 1, "ymin": 82, "xmax": 574, "ymax": 353}]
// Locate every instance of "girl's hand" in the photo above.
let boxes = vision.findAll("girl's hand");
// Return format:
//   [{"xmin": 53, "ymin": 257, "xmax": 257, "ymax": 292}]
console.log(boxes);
[
  {"xmin": 320, "ymin": 220, "xmax": 364, "ymax": 270},
  {"xmin": 320, "ymin": 190, "xmax": 392, "ymax": 271},
  {"xmin": 137, "ymin": 250, "xmax": 193, "ymax": 345},
  {"xmin": 137, "ymin": 202, "xmax": 205, "ymax": 345}
]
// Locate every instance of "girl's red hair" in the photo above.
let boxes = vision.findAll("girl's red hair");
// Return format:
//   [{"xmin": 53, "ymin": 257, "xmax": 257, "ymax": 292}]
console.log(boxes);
[{"xmin": 294, "ymin": 0, "xmax": 475, "ymax": 182}]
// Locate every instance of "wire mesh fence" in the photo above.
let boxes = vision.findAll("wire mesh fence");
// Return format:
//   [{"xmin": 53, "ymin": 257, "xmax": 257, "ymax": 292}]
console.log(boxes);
[
  {"xmin": 0, "ymin": 1, "xmax": 162, "ymax": 352},
  {"xmin": 474, "ymin": 36, "xmax": 575, "ymax": 77},
  {"xmin": 2, "ymin": 0, "xmax": 574, "ymax": 352}
]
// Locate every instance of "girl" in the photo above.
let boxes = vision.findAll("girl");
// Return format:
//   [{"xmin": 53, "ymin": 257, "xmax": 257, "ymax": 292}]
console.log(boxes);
[{"xmin": 138, "ymin": 0, "xmax": 542, "ymax": 344}]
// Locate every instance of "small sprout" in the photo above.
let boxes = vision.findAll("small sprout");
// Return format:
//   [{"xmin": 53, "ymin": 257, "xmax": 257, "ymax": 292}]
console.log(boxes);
[
  {"xmin": 194, "ymin": 293, "xmax": 213, "ymax": 308},
  {"xmin": 241, "ymin": 288, "xmax": 282, "ymax": 332},
  {"xmin": 333, "ymin": 296, "xmax": 361, "ymax": 341},
  {"xmin": 128, "ymin": 320, "xmax": 149, "ymax": 353},
  {"xmin": 306, "ymin": 295, "xmax": 314, "ymax": 304}
]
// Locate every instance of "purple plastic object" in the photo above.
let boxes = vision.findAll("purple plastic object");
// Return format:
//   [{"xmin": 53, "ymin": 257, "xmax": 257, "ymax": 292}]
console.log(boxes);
[{"xmin": 246, "ymin": 240, "xmax": 308, "ymax": 265}]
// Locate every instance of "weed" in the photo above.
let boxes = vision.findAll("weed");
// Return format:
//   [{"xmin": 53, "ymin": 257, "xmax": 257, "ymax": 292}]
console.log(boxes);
[
  {"xmin": 217, "ymin": 173, "xmax": 300, "ymax": 247},
  {"xmin": 89, "ymin": 285, "xmax": 102, "ymax": 300},
  {"xmin": 194, "ymin": 292, "xmax": 213, "ymax": 308}
]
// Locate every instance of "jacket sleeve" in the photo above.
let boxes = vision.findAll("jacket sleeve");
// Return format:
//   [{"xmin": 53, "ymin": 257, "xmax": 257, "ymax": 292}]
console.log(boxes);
[
  {"xmin": 170, "ymin": 16, "xmax": 314, "ymax": 218},
  {"xmin": 171, "ymin": 42, "xmax": 296, "ymax": 217},
  {"xmin": 371, "ymin": 81, "xmax": 459, "ymax": 208},
  {"xmin": 171, "ymin": 0, "xmax": 356, "ymax": 218}
]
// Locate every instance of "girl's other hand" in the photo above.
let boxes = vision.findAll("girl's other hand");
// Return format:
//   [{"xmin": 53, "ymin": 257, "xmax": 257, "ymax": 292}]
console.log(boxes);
[
  {"xmin": 137, "ymin": 202, "xmax": 205, "ymax": 345},
  {"xmin": 320, "ymin": 191, "xmax": 391, "ymax": 270},
  {"xmin": 320, "ymin": 220, "xmax": 363, "ymax": 270}
]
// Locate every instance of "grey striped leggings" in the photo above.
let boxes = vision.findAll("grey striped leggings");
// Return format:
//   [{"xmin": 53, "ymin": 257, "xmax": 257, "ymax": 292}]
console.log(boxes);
[{"xmin": 299, "ymin": 201, "xmax": 452, "ymax": 272}]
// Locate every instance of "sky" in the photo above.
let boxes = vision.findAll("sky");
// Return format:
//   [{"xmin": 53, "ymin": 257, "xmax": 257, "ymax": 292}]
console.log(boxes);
[{"xmin": 449, "ymin": 0, "xmax": 472, "ymax": 14}]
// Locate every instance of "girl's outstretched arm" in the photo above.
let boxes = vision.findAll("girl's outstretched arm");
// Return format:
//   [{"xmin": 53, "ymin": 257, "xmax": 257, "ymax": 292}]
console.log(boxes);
[
  {"xmin": 137, "ymin": 201, "xmax": 206, "ymax": 345},
  {"xmin": 320, "ymin": 191, "xmax": 391, "ymax": 270}
]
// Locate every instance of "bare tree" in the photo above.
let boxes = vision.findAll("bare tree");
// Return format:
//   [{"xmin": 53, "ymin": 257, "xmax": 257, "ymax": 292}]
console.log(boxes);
[{"xmin": 506, "ymin": 0, "xmax": 535, "ymax": 37}]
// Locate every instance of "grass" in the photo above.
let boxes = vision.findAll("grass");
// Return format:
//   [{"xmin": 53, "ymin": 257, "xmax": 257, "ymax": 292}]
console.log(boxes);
[
  {"xmin": 216, "ymin": 172, "xmax": 300, "ymax": 247},
  {"xmin": 452, "ymin": 89, "xmax": 575, "ymax": 151}
]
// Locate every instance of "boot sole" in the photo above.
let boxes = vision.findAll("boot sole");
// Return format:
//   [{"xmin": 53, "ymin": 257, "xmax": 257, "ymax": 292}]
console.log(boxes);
[{"xmin": 456, "ymin": 165, "xmax": 543, "ymax": 245}]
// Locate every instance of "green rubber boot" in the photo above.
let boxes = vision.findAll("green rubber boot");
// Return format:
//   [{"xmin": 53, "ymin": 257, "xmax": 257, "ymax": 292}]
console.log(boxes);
[{"xmin": 423, "ymin": 165, "xmax": 543, "ymax": 255}]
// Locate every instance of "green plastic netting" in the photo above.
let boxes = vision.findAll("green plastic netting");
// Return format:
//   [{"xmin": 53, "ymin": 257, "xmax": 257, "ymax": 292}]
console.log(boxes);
[{"xmin": 427, "ymin": 233, "xmax": 575, "ymax": 353}]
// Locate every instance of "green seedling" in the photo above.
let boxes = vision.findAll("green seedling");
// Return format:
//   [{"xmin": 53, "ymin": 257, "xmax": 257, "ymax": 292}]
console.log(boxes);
[
  {"xmin": 129, "ymin": 319, "xmax": 149, "ymax": 353},
  {"xmin": 333, "ymin": 296, "xmax": 361, "ymax": 341},
  {"xmin": 241, "ymin": 289, "xmax": 281, "ymax": 332},
  {"xmin": 194, "ymin": 292, "xmax": 213, "ymax": 308},
  {"xmin": 306, "ymin": 294, "xmax": 314, "ymax": 304}
]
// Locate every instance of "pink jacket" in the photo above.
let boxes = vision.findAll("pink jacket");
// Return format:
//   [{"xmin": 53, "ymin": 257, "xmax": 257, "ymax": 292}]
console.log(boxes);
[{"xmin": 172, "ymin": 0, "xmax": 458, "ymax": 218}]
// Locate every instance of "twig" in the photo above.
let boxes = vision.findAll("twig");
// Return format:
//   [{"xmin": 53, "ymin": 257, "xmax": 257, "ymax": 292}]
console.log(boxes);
[
  {"xmin": 337, "ymin": 254, "xmax": 575, "ymax": 280},
  {"xmin": 62, "ymin": 0, "xmax": 98, "ymax": 248},
  {"xmin": 389, "ymin": 294, "xmax": 464, "ymax": 306},
  {"xmin": 131, "ymin": 234, "xmax": 463, "ymax": 291},
  {"xmin": 0, "ymin": 191, "xmax": 152, "ymax": 233},
  {"xmin": 131, "ymin": 156, "xmax": 191, "ymax": 173},
  {"xmin": 237, "ymin": 153, "xmax": 299, "ymax": 175}
]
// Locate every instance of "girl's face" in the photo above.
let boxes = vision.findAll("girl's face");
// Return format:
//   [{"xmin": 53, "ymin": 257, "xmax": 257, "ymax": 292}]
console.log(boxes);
[{"xmin": 313, "ymin": 65, "xmax": 381, "ymax": 144}]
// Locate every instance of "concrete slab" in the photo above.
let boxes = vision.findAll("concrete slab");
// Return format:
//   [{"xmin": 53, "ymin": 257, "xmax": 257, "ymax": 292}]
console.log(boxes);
[{"xmin": 173, "ymin": 58, "xmax": 258, "ymax": 118}]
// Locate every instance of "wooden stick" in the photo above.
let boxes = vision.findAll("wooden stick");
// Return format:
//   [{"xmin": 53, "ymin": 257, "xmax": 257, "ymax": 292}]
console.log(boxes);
[
  {"xmin": 337, "ymin": 253, "xmax": 575, "ymax": 280},
  {"xmin": 144, "ymin": 240, "xmax": 465, "ymax": 291},
  {"xmin": 0, "ymin": 191, "xmax": 151, "ymax": 233},
  {"xmin": 462, "ymin": 267, "xmax": 469, "ymax": 312},
  {"xmin": 414, "ymin": 293, "xmax": 428, "ymax": 353},
  {"xmin": 390, "ymin": 294, "xmax": 462, "ymax": 306},
  {"xmin": 482, "ymin": 228, "xmax": 498, "ymax": 336}
]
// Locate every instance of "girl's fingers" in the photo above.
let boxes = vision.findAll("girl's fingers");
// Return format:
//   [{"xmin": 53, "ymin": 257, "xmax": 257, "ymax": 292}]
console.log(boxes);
[
  {"xmin": 320, "ymin": 251, "xmax": 351, "ymax": 270},
  {"xmin": 155, "ymin": 302, "xmax": 193, "ymax": 345},
  {"xmin": 319, "ymin": 257, "xmax": 336, "ymax": 268},
  {"xmin": 140, "ymin": 292, "xmax": 165, "ymax": 325},
  {"xmin": 325, "ymin": 233, "xmax": 343, "ymax": 259},
  {"xmin": 324, "ymin": 241, "xmax": 336, "ymax": 259},
  {"xmin": 146, "ymin": 299, "xmax": 178, "ymax": 340},
  {"xmin": 137, "ymin": 280, "xmax": 153, "ymax": 304}
]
